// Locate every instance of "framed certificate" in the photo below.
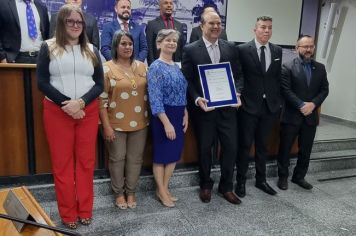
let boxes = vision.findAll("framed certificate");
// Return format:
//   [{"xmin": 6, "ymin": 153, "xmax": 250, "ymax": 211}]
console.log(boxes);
[{"xmin": 198, "ymin": 62, "xmax": 238, "ymax": 108}]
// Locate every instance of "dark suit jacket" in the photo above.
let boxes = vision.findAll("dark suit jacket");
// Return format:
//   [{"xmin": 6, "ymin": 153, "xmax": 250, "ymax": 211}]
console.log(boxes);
[
  {"xmin": 50, "ymin": 12, "xmax": 99, "ymax": 49},
  {"xmin": 237, "ymin": 40, "xmax": 282, "ymax": 115},
  {"xmin": 0, "ymin": 0, "xmax": 49, "ymax": 62},
  {"xmin": 281, "ymin": 57, "xmax": 329, "ymax": 126},
  {"xmin": 100, "ymin": 19, "xmax": 147, "ymax": 62},
  {"xmin": 189, "ymin": 26, "xmax": 227, "ymax": 43},
  {"xmin": 182, "ymin": 38, "xmax": 242, "ymax": 109},
  {"xmin": 146, "ymin": 16, "xmax": 185, "ymax": 65}
]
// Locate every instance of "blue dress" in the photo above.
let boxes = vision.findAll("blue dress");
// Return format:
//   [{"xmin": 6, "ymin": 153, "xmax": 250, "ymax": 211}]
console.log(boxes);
[{"xmin": 147, "ymin": 60, "xmax": 187, "ymax": 164}]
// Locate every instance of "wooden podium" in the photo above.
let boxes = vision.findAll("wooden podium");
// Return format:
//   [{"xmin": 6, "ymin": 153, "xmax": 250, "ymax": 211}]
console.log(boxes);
[
  {"xmin": 0, "ymin": 63, "xmax": 299, "ymax": 179},
  {"xmin": 0, "ymin": 186, "xmax": 61, "ymax": 236}
]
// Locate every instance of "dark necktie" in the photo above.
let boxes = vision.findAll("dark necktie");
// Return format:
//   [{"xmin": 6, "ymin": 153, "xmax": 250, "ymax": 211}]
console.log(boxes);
[
  {"xmin": 166, "ymin": 17, "xmax": 172, "ymax": 29},
  {"xmin": 260, "ymin": 46, "xmax": 266, "ymax": 73},
  {"xmin": 303, "ymin": 63, "xmax": 312, "ymax": 86},
  {"xmin": 24, "ymin": 0, "xmax": 38, "ymax": 40}
]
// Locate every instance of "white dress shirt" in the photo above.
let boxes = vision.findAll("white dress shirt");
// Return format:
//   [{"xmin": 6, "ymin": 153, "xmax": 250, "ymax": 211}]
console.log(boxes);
[
  {"xmin": 255, "ymin": 38, "xmax": 271, "ymax": 71},
  {"xmin": 15, "ymin": 0, "xmax": 43, "ymax": 52}
]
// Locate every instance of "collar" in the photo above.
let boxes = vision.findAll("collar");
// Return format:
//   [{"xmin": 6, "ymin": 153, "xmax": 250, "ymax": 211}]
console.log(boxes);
[
  {"xmin": 117, "ymin": 17, "xmax": 130, "ymax": 25},
  {"xmin": 254, "ymin": 38, "xmax": 269, "ymax": 50},
  {"xmin": 297, "ymin": 55, "xmax": 313, "ymax": 65},
  {"xmin": 202, "ymin": 36, "xmax": 219, "ymax": 49},
  {"xmin": 161, "ymin": 15, "xmax": 173, "ymax": 21}
]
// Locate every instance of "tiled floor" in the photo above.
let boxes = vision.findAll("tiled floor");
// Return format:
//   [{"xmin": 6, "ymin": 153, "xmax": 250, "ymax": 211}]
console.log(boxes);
[
  {"xmin": 42, "ymin": 168, "xmax": 356, "ymax": 236},
  {"xmin": 12, "ymin": 115, "xmax": 356, "ymax": 235},
  {"xmin": 315, "ymin": 115, "xmax": 356, "ymax": 141}
]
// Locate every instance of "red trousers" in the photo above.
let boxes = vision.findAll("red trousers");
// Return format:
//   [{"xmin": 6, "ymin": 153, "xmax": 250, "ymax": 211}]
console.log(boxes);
[{"xmin": 43, "ymin": 99, "xmax": 99, "ymax": 222}]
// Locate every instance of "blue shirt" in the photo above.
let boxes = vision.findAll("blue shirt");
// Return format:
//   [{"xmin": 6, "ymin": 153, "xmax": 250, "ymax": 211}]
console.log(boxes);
[{"xmin": 147, "ymin": 60, "xmax": 187, "ymax": 115}]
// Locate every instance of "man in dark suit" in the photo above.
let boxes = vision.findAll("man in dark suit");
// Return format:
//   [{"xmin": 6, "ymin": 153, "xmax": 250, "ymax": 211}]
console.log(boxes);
[
  {"xmin": 189, "ymin": 4, "xmax": 227, "ymax": 43},
  {"xmin": 146, "ymin": 0, "xmax": 185, "ymax": 65},
  {"xmin": 235, "ymin": 16, "xmax": 282, "ymax": 197},
  {"xmin": 101, "ymin": 0, "xmax": 147, "ymax": 62},
  {"xmin": 49, "ymin": 0, "xmax": 99, "ymax": 49},
  {"xmin": 277, "ymin": 35, "xmax": 329, "ymax": 190},
  {"xmin": 182, "ymin": 11, "xmax": 242, "ymax": 205},
  {"xmin": 0, "ymin": 0, "xmax": 49, "ymax": 63}
]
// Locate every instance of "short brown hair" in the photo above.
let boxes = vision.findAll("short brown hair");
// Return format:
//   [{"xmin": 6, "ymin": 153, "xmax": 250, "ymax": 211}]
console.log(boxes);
[
  {"xmin": 257, "ymin": 16, "xmax": 273, "ymax": 22},
  {"xmin": 115, "ymin": 0, "xmax": 131, "ymax": 5}
]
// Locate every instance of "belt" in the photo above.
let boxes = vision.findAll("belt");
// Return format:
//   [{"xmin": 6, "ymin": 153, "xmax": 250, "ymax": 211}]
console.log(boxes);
[{"xmin": 18, "ymin": 51, "xmax": 39, "ymax": 57}]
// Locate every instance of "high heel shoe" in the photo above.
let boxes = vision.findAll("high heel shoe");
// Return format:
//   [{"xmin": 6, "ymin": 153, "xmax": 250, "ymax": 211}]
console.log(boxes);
[
  {"xmin": 156, "ymin": 191, "xmax": 175, "ymax": 208},
  {"xmin": 167, "ymin": 191, "xmax": 178, "ymax": 202},
  {"xmin": 78, "ymin": 217, "xmax": 92, "ymax": 226},
  {"xmin": 115, "ymin": 196, "xmax": 127, "ymax": 210},
  {"xmin": 62, "ymin": 221, "xmax": 77, "ymax": 230},
  {"xmin": 127, "ymin": 194, "xmax": 137, "ymax": 209}
]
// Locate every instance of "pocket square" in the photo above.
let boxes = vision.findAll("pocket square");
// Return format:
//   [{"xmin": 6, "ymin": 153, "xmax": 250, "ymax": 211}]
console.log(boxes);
[{"xmin": 274, "ymin": 58, "xmax": 281, "ymax": 61}]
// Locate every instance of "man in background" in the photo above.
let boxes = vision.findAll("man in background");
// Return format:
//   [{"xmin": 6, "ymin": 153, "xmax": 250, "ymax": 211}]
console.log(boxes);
[
  {"xmin": 189, "ymin": 3, "xmax": 227, "ymax": 43},
  {"xmin": 146, "ymin": 0, "xmax": 185, "ymax": 65},
  {"xmin": 101, "ymin": 0, "xmax": 147, "ymax": 62},
  {"xmin": 49, "ymin": 0, "xmax": 99, "ymax": 49},
  {"xmin": 277, "ymin": 35, "xmax": 329, "ymax": 190},
  {"xmin": 0, "ymin": 0, "xmax": 49, "ymax": 63}
]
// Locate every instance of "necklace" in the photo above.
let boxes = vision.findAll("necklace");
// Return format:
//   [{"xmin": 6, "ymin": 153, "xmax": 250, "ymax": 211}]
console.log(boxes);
[
  {"xmin": 159, "ymin": 55, "xmax": 174, "ymax": 65},
  {"xmin": 115, "ymin": 62, "xmax": 137, "ymax": 89}
]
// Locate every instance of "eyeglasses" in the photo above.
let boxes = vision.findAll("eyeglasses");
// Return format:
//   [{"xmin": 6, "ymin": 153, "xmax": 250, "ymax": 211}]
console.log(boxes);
[
  {"xmin": 65, "ymin": 19, "xmax": 84, "ymax": 27},
  {"xmin": 298, "ymin": 45, "xmax": 315, "ymax": 49}
]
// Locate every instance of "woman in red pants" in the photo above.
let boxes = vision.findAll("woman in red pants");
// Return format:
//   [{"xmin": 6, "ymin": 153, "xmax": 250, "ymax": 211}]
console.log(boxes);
[{"xmin": 36, "ymin": 4, "xmax": 103, "ymax": 229}]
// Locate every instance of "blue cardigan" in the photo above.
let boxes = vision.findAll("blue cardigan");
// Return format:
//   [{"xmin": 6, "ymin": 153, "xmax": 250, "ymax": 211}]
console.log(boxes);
[{"xmin": 100, "ymin": 20, "xmax": 148, "ymax": 62}]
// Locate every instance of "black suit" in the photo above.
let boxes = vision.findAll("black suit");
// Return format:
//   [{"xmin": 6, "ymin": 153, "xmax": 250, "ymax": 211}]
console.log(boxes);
[
  {"xmin": 0, "ymin": 0, "xmax": 49, "ymax": 62},
  {"xmin": 146, "ymin": 16, "xmax": 185, "ymax": 65},
  {"xmin": 182, "ymin": 38, "xmax": 241, "ymax": 193},
  {"xmin": 236, "ymin": 39, "xmax": 282, "ymax": 183},
  {"xmin": 277, "ymin": 57, "xmax": 329, "ymax": 180},
  {"xmin": 50, "ymin": 12, "xmax": 99, "ymax": 49},
  {"xmin": 189, "ymin": 26, "xmax": 227, "ymax": 43}
]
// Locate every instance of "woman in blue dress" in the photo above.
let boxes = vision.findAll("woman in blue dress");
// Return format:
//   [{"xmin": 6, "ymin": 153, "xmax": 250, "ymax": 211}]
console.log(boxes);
[{"xmin": 147, "ymin": 29, "xmax": 188, "ymax": 208}]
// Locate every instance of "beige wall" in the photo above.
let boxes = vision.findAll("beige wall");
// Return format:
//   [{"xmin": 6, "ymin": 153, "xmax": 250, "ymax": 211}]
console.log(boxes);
[{"xmin": 226, "ymin": 0, "xmax": 303, "ymax": 44}]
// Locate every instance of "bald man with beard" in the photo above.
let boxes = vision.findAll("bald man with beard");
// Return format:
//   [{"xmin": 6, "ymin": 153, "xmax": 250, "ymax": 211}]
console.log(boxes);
[{"xmin": 146, "ymin": 0, "xmax": 185, "ymax": 65}]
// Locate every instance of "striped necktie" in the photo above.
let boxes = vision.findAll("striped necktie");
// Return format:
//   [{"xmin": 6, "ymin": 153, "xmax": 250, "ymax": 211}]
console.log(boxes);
[
  {"xmin": 209, "ymin": 44, "xmax": 219, "ymax": 64},
  {"xmin": 24, "ymin": 0, "xmax": 38, "ymax": 40},
  {"xmin": 123, "ymin": 22, "xmax": 129, "ymax": 32}
]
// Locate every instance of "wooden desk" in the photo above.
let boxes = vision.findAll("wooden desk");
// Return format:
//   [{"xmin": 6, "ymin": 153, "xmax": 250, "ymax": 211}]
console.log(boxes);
[
  {"xmin": 0, "ymin": 64, "xmax": 199, "ymax": 177},
  {"xmin": 0, "ymin": 64, "xmax": 295, "ymax": 178}
]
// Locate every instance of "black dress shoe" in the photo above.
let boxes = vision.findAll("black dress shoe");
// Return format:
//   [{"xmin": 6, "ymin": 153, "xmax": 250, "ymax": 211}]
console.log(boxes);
[
  {"xmin": 234, "ymin": 183, "xmax": 246, "ymax": 198},
  {"xmin": 199, "ymin": 189, "xmax": 212, "ymax": 203},
  {"xmin": 255, "ymin": 181, "xmax": 277, "ymax": 195},
  {"xmin": 291, "ymin": 178, "xmax": 313, "ymax": 190},
  {"xmin": 277, "ymin": 177, "xmax": 288, "ymax": 190}
]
